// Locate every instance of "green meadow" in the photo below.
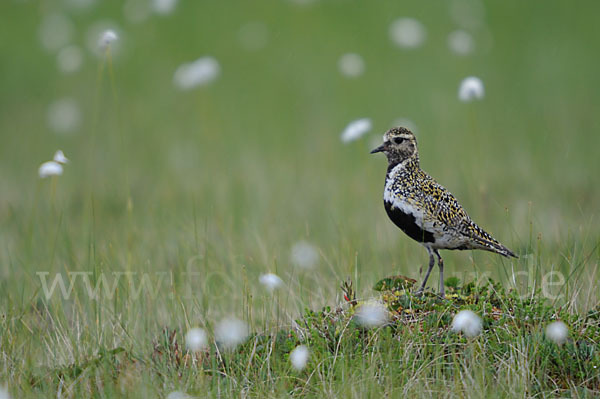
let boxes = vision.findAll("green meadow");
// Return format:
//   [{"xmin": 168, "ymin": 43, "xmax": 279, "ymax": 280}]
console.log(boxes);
[{"xmin": 1, "ymin": 0, "xmax": 599, "ymax": 397}]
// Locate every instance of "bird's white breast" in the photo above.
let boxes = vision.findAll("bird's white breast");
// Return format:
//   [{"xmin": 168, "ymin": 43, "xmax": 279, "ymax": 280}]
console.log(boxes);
[{"xmin": 383, "ymin": 163, "xmax": 429, "ymax": 231}]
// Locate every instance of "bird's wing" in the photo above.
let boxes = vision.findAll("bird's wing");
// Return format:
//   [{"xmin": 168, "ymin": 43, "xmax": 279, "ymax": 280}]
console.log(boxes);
[
  {"xmin": 418, "ymin": 176, "xmax": 516, "ymax": 257},
  {"xmin": 416, "ymin": 177, "xmax": 472, "ymax": 228}
]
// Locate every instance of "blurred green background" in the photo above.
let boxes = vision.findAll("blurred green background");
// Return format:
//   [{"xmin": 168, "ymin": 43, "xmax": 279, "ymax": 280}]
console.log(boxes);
[{"xmin": 1, "ymin": 0, "xmax": 599, "ymax": 341}]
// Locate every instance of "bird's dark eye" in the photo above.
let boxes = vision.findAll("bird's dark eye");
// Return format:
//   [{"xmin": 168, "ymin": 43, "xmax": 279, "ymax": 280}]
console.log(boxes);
[{"xmin": 393, "ymin": 137, "xmax": 404, "ymax": 144}]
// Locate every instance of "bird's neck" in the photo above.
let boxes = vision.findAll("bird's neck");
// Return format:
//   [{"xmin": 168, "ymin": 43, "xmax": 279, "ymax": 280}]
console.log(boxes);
[{"xmin": 387, "ymin": 154, "xmax": 420, "ymax": 176}]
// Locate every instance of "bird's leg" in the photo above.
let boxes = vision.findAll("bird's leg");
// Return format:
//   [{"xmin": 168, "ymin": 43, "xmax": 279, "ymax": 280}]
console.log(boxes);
[
  {"xmin": 435, "ymin": 250, "xmax": 445, "ymax": 298},
  {"xmin": 416, "ymin": 249, "xmax": 435, "ymax": 296}
]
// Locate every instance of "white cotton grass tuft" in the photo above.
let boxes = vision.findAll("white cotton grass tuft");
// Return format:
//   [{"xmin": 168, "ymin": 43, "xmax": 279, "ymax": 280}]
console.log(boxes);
[
  {"xmin": 290, "ymin": 240, "xmax": 319, "ymax": 269},
  {"xmin": 289, "ymin": 345, "xmax": 309, "ymax": 371},
  {"xmin": 57, "ymin": 45, "xmax": 83, "ymax": 74},
  {"xmin": 451, "ymin": 310, "xmax": 482, "ymax": 337},
  {"xmin": 185, "ymin": 328, "xmax": 208, "ymax": 352},
  {"xmin": 354, "ymin": 301, "xmax": 389, "ymax": 328},
  {"xmin": 389, "ymin": 18, "xmax": 426, "ymax": 49},
  {"xmin": 39, "ymin": 13, "xmax": 74, "ymax": 53},
  {"xmin": 214, "ymin": 317, "xmax": 249, "ymax": 350},
  {"xmin": 448, "ymin": 30, "xmax": 475, "ymax": 55},
  {"xmin": 152, "ymin": 0, "xmax": 178, "ymax": 15},
  {"xmin": 38, "ymin": 161, "xmax": 63, "ymax": 178},
  {"xmin": 86, "ymin": 22, "xmax": 122, "ymax": 57},
  {"xmin": 259, "ymin": 273, "xmax": 283, "ymax": 292},
  {"xmin": 53, "ymin": 150, "xmax": 69, "ymax": 164},
  {"xmin": 458, "ymin": 76, "xmax": 485, "ymax": 102},
  {"xmin": 545, "ymin": 321, "xmax": 568, "ymax": 344},
  {"xmin": 173, "ymin": 57, "xmax": 221, "ymax": 90},
  {"xmin": 47, "ymin": 98, "xmax": 82, "ymax": 135},
  {"xmin": 338, "ymin": 53, "xmax": 365, "ymax": 78},
  {"xmin": 340, "ymin": 118, "xmax": 372, "ymax": 143},
  {"xmin": 98, "ymin": 30, "xmax": 118, "ymax": 49}
]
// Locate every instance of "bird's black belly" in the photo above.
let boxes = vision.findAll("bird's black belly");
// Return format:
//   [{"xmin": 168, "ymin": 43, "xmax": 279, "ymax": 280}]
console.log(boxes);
[{"xmin": 384, "ymin": 201, "xmax": 435, "ymax": 243}]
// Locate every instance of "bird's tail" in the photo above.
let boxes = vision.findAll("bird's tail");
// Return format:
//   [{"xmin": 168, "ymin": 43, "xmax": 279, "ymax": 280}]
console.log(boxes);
[{"xmin": 465, "ymin": 221, "xmax": 518, "ymax": 258}]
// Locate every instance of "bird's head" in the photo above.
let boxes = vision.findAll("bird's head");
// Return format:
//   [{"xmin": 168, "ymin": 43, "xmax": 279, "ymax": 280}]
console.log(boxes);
[{"xmin": 370, "ymin": 127, "xmax": 418, "ymax": 165}]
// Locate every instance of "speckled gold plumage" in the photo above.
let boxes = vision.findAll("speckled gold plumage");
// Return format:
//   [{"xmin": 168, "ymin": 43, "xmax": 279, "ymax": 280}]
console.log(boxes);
[
  {"xmin": 385, "ymin": 155, "xmax": 512, "ymax": 254},
  {"xmin": 371, "ymin": 127, "xmax": 517, "ymax": 297}
]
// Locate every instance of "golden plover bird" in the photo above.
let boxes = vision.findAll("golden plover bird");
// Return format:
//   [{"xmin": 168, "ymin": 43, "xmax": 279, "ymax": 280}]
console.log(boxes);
[{"xmin": 371, "ymin": 127, "xmax": 517, "ymax": 297}]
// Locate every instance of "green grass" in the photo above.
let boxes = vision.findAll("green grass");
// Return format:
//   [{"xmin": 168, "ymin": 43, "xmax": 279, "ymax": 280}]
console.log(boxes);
[{"xmin": 1, "ymin": 0, "xmax": 599, "ymax": 397}]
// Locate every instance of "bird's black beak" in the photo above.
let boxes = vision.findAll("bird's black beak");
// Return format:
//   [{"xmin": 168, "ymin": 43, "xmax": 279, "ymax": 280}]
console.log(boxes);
[{"xmin": 370, "ymin": 144, "xmax": 385, "ymax": 154}]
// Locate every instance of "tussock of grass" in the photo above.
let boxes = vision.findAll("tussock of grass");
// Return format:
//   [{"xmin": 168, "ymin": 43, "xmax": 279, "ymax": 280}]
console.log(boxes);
[{"xmin": 17, "ymin": 279, "xmax": 600, "ymax": 398}]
